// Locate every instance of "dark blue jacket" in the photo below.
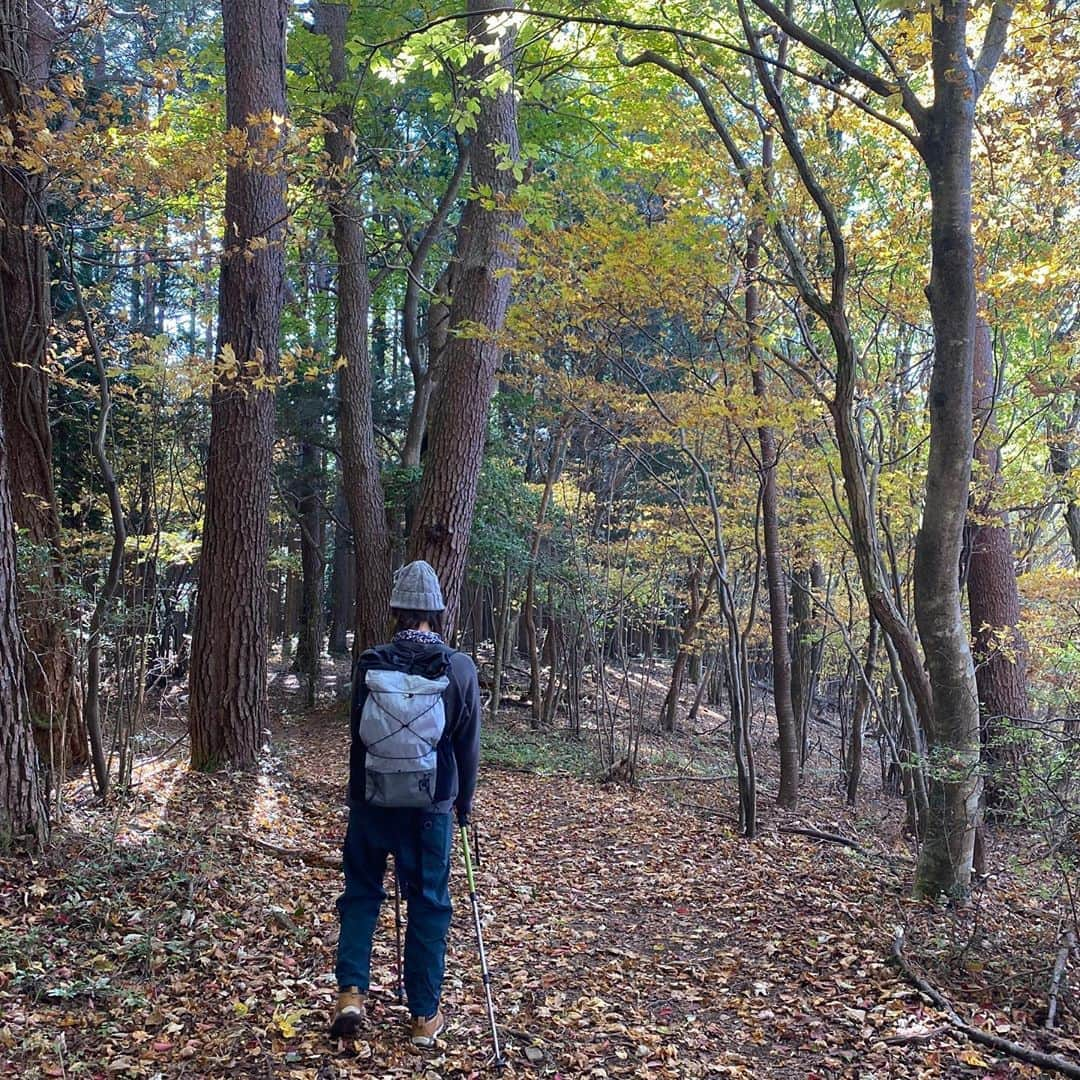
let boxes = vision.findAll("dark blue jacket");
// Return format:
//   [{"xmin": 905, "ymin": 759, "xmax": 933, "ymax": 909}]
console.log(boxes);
[{"xmin": 349, "ymin": 638, "xmax": 481, "ymax": 817}]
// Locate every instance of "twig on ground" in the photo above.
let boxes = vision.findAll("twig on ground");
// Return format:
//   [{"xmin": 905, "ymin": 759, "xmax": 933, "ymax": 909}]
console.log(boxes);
[
  {"xmin": 1047, "ymin": 930, "xmax": 1075, "ymax": 1030},
  {"xmin": 640, "ymin": 774, "xmax": 735, "ymax": 783},
  {"xmin": 883, "ymin": 1024, "xmax": 951, "ymax": 1046},
  {"xmin": 891, "ymin": 928, "xmax": 1080, "ymax": 1079},
  {"xmin": 778, "ymin": 825, "xmax": 865, "ymax": 853},
  {"xmin": 221, "ymin": 828, "xmax": 340, "ymax": 871}
]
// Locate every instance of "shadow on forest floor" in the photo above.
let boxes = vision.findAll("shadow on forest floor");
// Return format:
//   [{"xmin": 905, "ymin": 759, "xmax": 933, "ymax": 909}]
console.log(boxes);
[{"xmin": 1, "ymin": 658, "xmax": 1077, "ymax": 1078}]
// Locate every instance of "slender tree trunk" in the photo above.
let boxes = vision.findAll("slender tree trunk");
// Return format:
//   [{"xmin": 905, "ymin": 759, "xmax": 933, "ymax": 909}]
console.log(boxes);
[
  {"xmin": 965, "ymin": 313, "xmax": 1027, "ymax": 811},
  {"xmin": 524, "ymin": 425, "xmax": 569, "ymax": 723},
  {"xmin": 660, "ymin": 562, "xmax": 714, "ymax": 733},
  {"xmin": 912, "ymin": 6, "xmax": 994, "ymax": 896},
  {"xmin": 408, "ymin": 1, "xmax": 522, "ymax": 636},
  {"xmin": 71, "ymin": 271, "xmax": 126, "ymax": 798},
  {"xmin": 1047, "ymin": 396, "xmax": 1080, "ymax": 566},
  {"xmin": 293, "ymin": 442, "xmax": 324, "ymax": 704},
  {"xmin": 790, "ymin": 561, "xmax": 825, "ymax": 765},
  {"xmin": 845, "ymin": 616, "xmax": 879, "ymax": 807},
  {"xmin": 188, "ymin": 0, "xmax": 288, "ymax": 771},
  {"xmin": 327, "ymin": 482, "xmax": 352, "ymax": 655},
  {"xmin": 316, "ymin": 1, "xmax": 392, "ymax": 655},
  {"xmin": 401, "ymin": 150, "xmax": 466, "ymax": 469},
  {"xmin": 489, "ymin": 560, "xmax": 512, "ymax": 722},
  {"xmin": 747, "ymin": 288, "xmax": 799, "ymax": 805},
  {"xmin": 0, "ymin": 0, "xmax": 87, "ymax": 780},
  {"xmin": 742, "ymin": 19, "xmax": 799, "ymax": 807}
]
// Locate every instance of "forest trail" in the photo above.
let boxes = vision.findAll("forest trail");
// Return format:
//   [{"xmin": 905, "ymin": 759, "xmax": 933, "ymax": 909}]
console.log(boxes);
[{"xmin": 0, "ymin": 700, "xmax": 1065, "ymax": 1079}]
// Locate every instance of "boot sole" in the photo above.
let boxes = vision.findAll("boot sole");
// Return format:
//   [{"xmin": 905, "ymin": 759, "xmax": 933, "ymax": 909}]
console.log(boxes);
[{"xmin": 330, "ymin": 1011, "xmax": 366, "ymax": 1040}]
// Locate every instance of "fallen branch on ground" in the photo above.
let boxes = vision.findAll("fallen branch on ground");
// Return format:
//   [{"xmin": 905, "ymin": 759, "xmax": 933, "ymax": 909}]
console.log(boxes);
[
  {"xmin": 778, "ymin": 825, "xmax": 865, "ymax": 853},
  {"xmin": 1047, "ymin": 930, "xmax": 1076, "ymax": 1030},
  {"xmin": 891, "ymin": 928, "xmax": 1080, "ymax": 1079},
  {"xmin": 640, "ymin": 774, "xmax": 735, "ymax": 784},
  {"xmin": 221, "ymin": 828, "xmax": 340, "ymax": 871},
  {"xmin": 883, "ymin": 1024, "xmax": 951, "ymax": 1046}
]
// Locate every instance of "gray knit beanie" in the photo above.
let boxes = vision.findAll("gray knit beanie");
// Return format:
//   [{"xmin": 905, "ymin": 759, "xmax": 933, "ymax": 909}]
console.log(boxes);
[{"xmin": 390, "ymin": 560, "xmax": 446, "ymax": 611}]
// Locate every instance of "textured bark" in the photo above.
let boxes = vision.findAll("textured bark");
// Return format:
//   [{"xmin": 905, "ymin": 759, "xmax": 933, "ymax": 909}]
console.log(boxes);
[
  {"xmin": 188, "ymin": 0, "xmax": 288, "ymax": 771},
  {"xmin": 407, "ymin": 1, "xmax": 522, "ymax": 636},
  {"xmin": 316, "ymin": 1, "xmax": 392, "ymax": 655},
  {"xmin": 0, "ymin": 373, "xmax": 48, "ymax": 849},
  {"xmin": 965, "ymin": 314, "xmax": 1027, "ymax": 810},
  {"xmin": 0, "ymin": 0, "xmax": 86, "ymax": 779}
]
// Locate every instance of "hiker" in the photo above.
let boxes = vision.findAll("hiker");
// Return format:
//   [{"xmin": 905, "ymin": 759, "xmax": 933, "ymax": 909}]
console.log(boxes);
[{"xmin": 331, "ymin": 560, "xmax": 481, "ymax": 1048}]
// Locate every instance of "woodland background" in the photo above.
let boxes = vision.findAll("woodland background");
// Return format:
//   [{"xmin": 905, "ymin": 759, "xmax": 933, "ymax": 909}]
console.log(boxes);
[{"xmin": 2, "ymin": 0, "xmax": 1080, "ymax": 1076}]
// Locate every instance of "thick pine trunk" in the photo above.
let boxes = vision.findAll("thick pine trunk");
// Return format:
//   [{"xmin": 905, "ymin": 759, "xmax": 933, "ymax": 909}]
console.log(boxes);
[
  {"xmin": 966, "ymin": 314, "xmax": 1027, "ymax": 810},
  {"xmin": 0, "ymin": 379, "xmax": 48, "ymax": 848},
  {"xmin": 0, "ymin": 0, "xmax": 86, "ymax": 780},
  {"xmin": 188, "ymin": 0, "xmax": 288, "ymax": 771},
  {"xmin": 407, "ymin": 1, "xmax": 521, "ymax": 636},
  {"xmin": 316, "ymin": 2, "xmax": 392, "ymax": 655}
]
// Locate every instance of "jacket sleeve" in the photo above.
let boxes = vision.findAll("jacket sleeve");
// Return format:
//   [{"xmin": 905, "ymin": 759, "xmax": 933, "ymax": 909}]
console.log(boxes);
[{"xmin": 451, "ymin": 653, "xmax": 482, "ymax": 815}]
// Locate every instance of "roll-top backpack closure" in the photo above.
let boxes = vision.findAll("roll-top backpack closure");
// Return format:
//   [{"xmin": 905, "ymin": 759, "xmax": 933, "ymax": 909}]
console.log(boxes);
[{"xmin": 358, "ymin": 669, "xmax": 450, "ymax": 808}]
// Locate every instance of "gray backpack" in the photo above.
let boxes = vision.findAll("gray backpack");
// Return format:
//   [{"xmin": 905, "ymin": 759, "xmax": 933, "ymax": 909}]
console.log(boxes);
[{"xmin": 358, "ymin": 668, "xmax": 450, "ymax": 807}]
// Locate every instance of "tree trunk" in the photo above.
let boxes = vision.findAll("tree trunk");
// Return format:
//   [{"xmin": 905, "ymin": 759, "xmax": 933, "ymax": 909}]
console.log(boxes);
[
  {"xmin": 489, "ymin": 559, "xmax": 512, "ymax": 722},
  {"xmin": 845, "ymin": 616, "xmax": 879, "ymax": 807},
  {"xmin": 1048, "ymin": 395, "xmax": 1080, "ymax": 566},
  {"xmin": 293, "ymin": 442, "xmax": 324, "ymax": 705},
  {"xmin": 0, "ymin": 0, "xmax": 87, "ymax": 781},
  {"xmin": 188, "ymin": 0, "xmax": 288, "ymax": 771},
  {"xmin": 407, "ymin": 0, "xmax": 522, "ymax": 636},
  {"xmin": 660, "ymin": 562, "xmax": 714, "ymax": 733},
  {"xmin": 316, "ymin": 1, "xmax": 392, "ymax": 655},
  {"xmin": 912, "ymin": 5, "xmax": 995, "ymax": 896},
  {"xmin": 747, "ymin": 261, "xmax": 799, "ymax": 807},
  {"xmin": 327, "ymin": 482, "xmax": 353, "ymax": 655},
  {"xmin": 0, "ymin": 371, "xmax": 48, "ymax": 848},
  {"xmin": 790, "ymin": 561, "xmax": 825, "ymax": 765},
  {"xmin": 524, "ymin": 425, "xmax": 569, "ymax": 724},
  {"xmin": 965, "ymin": 313, "xmax": 1027, "ymax": 811}
]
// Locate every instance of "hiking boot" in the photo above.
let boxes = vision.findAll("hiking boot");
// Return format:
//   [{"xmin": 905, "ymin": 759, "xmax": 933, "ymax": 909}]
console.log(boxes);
[
  {"xmin": 330, "ymin": 987, "xmax": 366, "ymax": 1040},
  {"xmin": 409, "ymin": 1008, "xmax": 446, "ymax": 1048}
]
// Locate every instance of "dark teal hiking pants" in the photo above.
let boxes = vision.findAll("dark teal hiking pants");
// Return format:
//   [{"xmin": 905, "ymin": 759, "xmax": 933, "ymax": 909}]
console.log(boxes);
[{"xmin": 335, "ymin": 804, "xmax": 453, "ymax": 1018}]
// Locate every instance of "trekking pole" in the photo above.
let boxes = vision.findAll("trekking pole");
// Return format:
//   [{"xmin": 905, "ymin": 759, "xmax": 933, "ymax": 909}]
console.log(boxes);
[
  {"xmin": 393, "ymin": 859, "xmax": 405, "ymax": 1005},
  {"xmin": 459, "ymin": 825, "xmax": 504, "ymax": 1068}
]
